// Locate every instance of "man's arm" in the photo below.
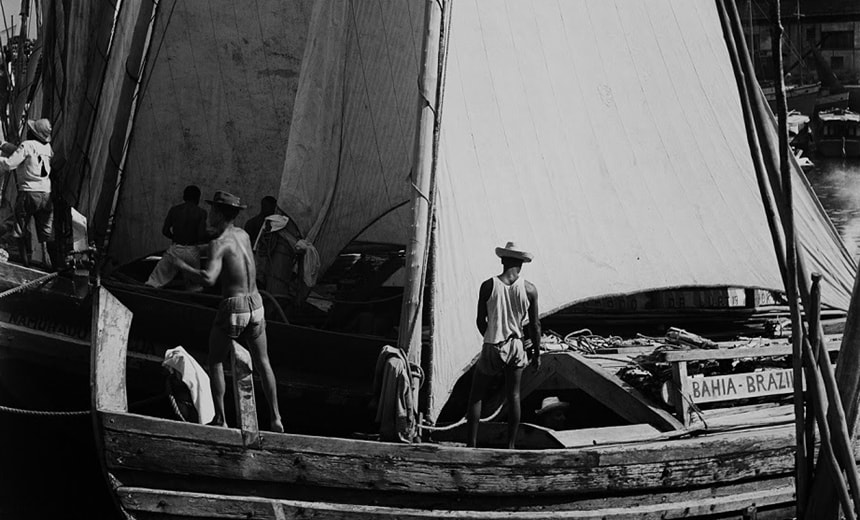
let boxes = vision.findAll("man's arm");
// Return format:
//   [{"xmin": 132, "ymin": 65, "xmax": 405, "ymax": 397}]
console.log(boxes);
[
  {"xmin": 172, "ymin": 239, "xmax": 223, "ymax": 287},
  {"xmin": 475, "ymin": 278, "xmax": 492, "ymax": 336},
  {"xmin": 0, "ymin": 143, "xmax": 27, "ymax": 172},
  {"xmin": 525, "ymin": 281, "xmax": 541, "ymax": 368}
]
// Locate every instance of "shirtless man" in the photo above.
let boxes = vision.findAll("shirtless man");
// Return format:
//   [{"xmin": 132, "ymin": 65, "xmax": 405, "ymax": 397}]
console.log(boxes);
[
  {"xmin": 466, "ymin": 241, "xmax": 541, "ymax": 449},
  {"xmin": 172, "ymin": 190, "xmax": 283, "ymax": 432}
]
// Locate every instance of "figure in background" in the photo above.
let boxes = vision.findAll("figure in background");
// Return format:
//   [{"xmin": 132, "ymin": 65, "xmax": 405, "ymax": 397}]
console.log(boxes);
[
  {"xmin": 534, "ymin": 396, "xmax": 569, "ymax": 431},
  {"xmin": 0, "ymin": 119, "xmax": 54, "ymax": 268},
  {"xmin": 244, "ymin": 195, "xmax": 277, "ymax": 247},
  {"xmin": 171, "ymin": 190, "xmax": 283, "ymax": 432},
  {"xmin": 467, "ymin": 241, "xmax": 541, "ymax": 449},
  {"xmin": 146, "ymin": 185, "xmax": 208, "ymax": 289}
]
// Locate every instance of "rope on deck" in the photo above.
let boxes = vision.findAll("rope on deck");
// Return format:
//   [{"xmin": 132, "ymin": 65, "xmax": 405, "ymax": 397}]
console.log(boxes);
[
  {"xmin": 0, "ymin": 271, "xmax": 60, "ymax": 299},
  {"xmin": 418, "ymin": 402, "xmax": 505, "ymax": 432}
]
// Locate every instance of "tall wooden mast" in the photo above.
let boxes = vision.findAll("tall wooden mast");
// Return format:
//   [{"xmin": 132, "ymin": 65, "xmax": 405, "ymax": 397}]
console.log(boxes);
[{"xmin": 398, "ymin": 0, "xmax": 443, "ymax": 373}]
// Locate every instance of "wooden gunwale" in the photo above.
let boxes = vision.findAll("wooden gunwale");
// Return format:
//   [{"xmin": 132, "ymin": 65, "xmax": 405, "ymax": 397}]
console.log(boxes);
[
  {"xmin": 99, "ymin": 410, "xmax": 797, "ymax": 496},
  {"xmin": 115, "ymin": 485, "xmax": 796, "ymax": 519}
]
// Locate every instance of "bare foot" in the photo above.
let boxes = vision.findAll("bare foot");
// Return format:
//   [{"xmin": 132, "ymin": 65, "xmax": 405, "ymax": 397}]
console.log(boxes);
[
  {"xmin": 206, "ymin": 418, "xmax": 227, "ymax": 428},
  {"xmin": 270, "ymin": 417, "xmax": 284, "ymax": 433}
]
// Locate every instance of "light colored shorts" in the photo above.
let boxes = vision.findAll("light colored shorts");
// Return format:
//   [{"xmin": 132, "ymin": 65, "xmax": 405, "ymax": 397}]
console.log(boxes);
[
  {"xmin": 215, "ymin": 292, "xmax": 265, "ymax": 340},
  {"xmin": 475, "ymin": 336, "xmax": 527, "ymax": 376}
]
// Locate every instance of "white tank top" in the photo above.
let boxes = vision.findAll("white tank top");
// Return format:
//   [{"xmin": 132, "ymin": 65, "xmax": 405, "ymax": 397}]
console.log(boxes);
[{"xmin": 483, "ymin": 276, "xmax": 530, "ymax": 344}]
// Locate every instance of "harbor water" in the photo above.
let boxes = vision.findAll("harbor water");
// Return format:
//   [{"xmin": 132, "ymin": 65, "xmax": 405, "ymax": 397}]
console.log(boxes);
[{"xmin": 805, "ymin": 158, "xmax": 860, "ymax": 261}]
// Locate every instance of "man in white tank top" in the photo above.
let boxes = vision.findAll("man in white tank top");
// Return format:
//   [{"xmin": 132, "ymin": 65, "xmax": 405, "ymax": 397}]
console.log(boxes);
[{"xmin": 467, "ymin": 242, "xmax": 541, "ymax": 449}]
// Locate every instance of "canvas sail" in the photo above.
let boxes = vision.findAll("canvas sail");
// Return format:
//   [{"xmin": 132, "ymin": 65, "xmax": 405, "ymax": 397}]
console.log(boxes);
[
  {"xmin": 278, "ymin": 0, "xmax": 424, "ymax": 271},
  {"xmin": 280, "ymin": 0, "xmax": 856, "ymax": 421},
  {"xmin": 100, "ymin": 0, "xmax": 313, "ymax": 264}
]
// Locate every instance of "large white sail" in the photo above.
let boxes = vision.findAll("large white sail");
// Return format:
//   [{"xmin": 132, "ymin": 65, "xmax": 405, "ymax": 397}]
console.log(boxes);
[{"xmin": 280, "ymin": 0, "xmax": 855, "ymax": 420}]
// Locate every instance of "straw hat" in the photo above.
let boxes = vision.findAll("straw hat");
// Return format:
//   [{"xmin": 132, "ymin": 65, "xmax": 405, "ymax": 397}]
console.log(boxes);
[
  {"xmin": 27, "ymin": 119, "xmax": 52, "ymax": 143},
  {"xmin": 535, "ymin": 396, "xmax": 569, "ymax": 415},
  {"xmin": 495, "ymin": 241, "xmax": 533, "ymax": 263},
  {"xmin": 206, "ymin": 190, "xmax": 247, "ymax": 209}
]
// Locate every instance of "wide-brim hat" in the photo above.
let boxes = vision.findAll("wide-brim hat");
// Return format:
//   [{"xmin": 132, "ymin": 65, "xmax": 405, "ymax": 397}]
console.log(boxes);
[
  {"xmin": 27, "ymin": 118, "xmax": 52, "ymax": 143},
  {"xmin": 206, "ymin": 190, "xmax": 247, "ymax": 209},
  {"xmin": 495, "ymin": 241, "xmax": 533, "ymax": 263},
  {"xmin": 535, "ymin": 396, "xmax": 569, "ymax": 415}
]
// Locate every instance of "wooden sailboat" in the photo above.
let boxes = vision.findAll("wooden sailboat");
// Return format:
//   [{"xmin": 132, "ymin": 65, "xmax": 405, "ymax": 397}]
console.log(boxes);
[
  {"xmin": 0, "ymin": 0, "xmax": 391, "ymax": 424},
  {"xmin": 89, "ymin": 0, "xmax": 860, "ymax": 518},
  {"xmin": 93, "ymin": 285, "xmax": 804, "ymax": 519}
]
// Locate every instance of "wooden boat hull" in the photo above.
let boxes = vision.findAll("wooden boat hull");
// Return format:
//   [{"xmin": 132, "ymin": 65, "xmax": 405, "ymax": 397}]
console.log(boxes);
[
  {"xmin": 0, "ymin": 263, "xmax": 385, "ymax": 434},
  {"xmin": 96, "ymin": 410, "xmax": 798, "ymax": 519},
  {"xmin": 85, "ymin": 270, "xmax": 810, "ymax": 518}
]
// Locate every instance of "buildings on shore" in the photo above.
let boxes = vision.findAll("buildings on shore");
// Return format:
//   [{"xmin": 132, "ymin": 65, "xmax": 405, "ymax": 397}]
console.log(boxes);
[{"xmin": 739, "ymin": 0, "xmax": 860, "ymax": 85}]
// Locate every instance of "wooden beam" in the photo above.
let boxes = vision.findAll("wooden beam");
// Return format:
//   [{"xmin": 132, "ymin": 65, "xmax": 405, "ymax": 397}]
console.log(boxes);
[
  {"xmin": 231, "ymin": 342, "xmax": 260, "ymax": 447},
  {"xmin": 91, "ymin": 287, "xmax": 133, "ymax": 413},
  {"xmin": 662, "ymin": 341, "xmax": 840, "ymax": 362},
  {"xmin": 551, "ymin": 353, "xmax": 684, "ymax": 432},
  {"xmin": 670, "ymin": 361, "xmax": 692, "ymax": 426}
]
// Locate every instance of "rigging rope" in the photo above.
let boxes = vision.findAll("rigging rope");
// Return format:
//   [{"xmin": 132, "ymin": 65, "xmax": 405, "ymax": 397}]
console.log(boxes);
[
  {"xmin": 0, "ymin": 404, "xmax": 89, "ymax": 417},
  {"xmin": 418, "ymin": 401, "xmax": 505, "ymax": 432},
  {"xmin": 0, "ymin": 271, "xmax": 59, "ymax": 299}
]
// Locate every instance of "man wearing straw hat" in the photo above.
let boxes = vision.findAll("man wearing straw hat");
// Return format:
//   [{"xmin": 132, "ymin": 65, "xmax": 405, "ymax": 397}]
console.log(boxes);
[
  {"xmin": 0, "ymin": 118, "xmax": 54, "ymax": 267},
  {"xmin": 171, "ymin": 190, "xmax": 283, "ymax": 433},
  {"xmin": 467, "ymin": 241, "xmax": 541, "ymax": 449}
]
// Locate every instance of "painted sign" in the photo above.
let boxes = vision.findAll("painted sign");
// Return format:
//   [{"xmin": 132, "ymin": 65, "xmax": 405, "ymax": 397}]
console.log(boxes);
[{"xmin": 688, "ymin": 369, "xmax": 798, "ymax": 404}]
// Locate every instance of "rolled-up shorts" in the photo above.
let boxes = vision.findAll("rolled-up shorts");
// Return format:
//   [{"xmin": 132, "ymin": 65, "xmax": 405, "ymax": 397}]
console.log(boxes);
[
  {"xmin": 14, "ymin": 191, "xmax": 53, "ymax": 242},
  {"xmin": 214, "ymin": 292, "xmax": 265, "ymax": 340},
  {"xmin": 475, "ymin": 336, "xmax": 527, "ymax": 376}
]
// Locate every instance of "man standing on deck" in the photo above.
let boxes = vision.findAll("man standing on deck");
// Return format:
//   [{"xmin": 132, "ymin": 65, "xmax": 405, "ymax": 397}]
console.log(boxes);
[
  {"xmin": 170, "ymin": 190, "xmax": 284, "ymax": 432},
  {"xmin": 0, "ymin": 119, "xmax": 54, "ymax": 268},
  {"xmin": 467, "ymin": 241, "xmax": 541, "ymax": 449},
  {"xmin": 146, "ymin": 185, "xmax": 208, "ymax": 289}
]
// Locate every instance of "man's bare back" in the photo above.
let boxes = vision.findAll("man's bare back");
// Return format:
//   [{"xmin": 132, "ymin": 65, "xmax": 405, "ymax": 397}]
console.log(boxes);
[
  {"xmin": 171, "ymin": 192, "xmax": 283, "ymax": 432},
  {"xmin": 209, "ymin": 226, "xmax": 258, "ymax": 297}
]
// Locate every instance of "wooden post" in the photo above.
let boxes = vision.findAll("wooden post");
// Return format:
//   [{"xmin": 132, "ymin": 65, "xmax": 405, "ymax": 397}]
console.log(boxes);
[
  {"xmin": 230, "ymin": 341, "xmax": 260, "ymax": 448},
  {"xmin": 770, "ymin": 3, "xmax": 807, "ymax": 516},
  {"xmin": 805, "ymin": 274, "xmax": 821, "ymax": 491},
  {"xmin": 670, "ymin": 361, "xmax": 691, "ymax": 427},
  {"xmin": 801, "ymin": 336, "xmax": 857, "ymax": 520},
  {"xmin": 397, "ymin": 0, "xmax": 442, "ymax": 369},
  {"xmin": 91, "ymin": 287, "xmax": 133, "ymax": 414}
]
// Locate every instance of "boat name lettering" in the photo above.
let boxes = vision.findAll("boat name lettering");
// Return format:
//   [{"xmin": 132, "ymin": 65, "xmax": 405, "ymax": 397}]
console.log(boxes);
[
  {"xmin": 8, "ymin": 313, "xmax": 90, "ymax": 340},
  {"xmin": 688, "ymin": 369, "xmax": 797, "ymax": 404}
]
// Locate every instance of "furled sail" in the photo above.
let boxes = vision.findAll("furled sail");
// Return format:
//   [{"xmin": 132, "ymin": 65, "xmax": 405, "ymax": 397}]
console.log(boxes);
[
  {"xmin": 83, "ymin": 0, "xmax": 158, "ymax": 247},
  {"xmin": 103, "ymin": 0, "xmax": 314, "ymax": 264},
  {"xmin": 280, "ymin": 0, "xmax": 855, "ymax": 420},
  {"xmin": 42, "ymin": 0, "xmax": 115, "ymax": 207}
]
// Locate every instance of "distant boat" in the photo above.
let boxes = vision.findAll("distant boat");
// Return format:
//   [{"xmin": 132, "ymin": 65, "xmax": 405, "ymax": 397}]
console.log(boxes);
[
  {"xmin": 762, "ymin": 82, "xmax": 820, "ymax": 115},
  {"xmin": 812, "ymin": 108, "xmax": 860, "ymax": 158}
]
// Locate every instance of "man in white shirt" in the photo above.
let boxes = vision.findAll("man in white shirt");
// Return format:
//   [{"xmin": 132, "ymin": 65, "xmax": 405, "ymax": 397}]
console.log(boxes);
[
  {"xmin": 0, "ymin": 119, "xmax": 54, "ymax": 267},
  {"xmin": 466, "ymin": 241, "xmax": 541, "ymax": 449}
]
